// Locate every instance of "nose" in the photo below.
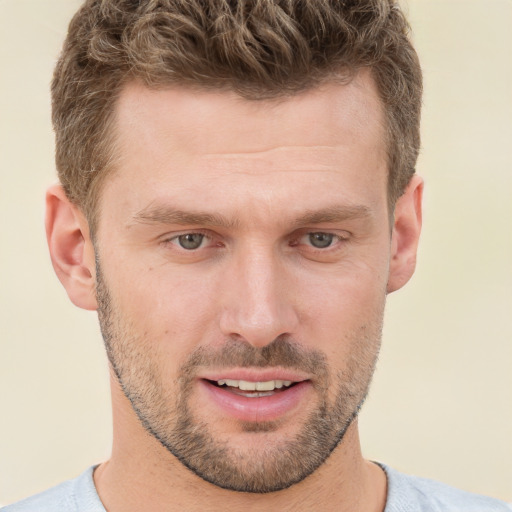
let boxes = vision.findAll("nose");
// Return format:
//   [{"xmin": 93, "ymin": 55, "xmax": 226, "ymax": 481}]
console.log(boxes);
[{"xmin": 219, "ymin": 247, "xmax": 299, "ymax": 348}]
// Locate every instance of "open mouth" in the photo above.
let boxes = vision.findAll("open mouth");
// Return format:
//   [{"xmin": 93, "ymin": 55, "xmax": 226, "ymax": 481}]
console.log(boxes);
[
  {"xmin": 199, "ymin": 376, "xmax": 311, "ymax": 421},
  {"xmin": 205, "ymin": 379, "xmax": 298, "ymax": 398}
]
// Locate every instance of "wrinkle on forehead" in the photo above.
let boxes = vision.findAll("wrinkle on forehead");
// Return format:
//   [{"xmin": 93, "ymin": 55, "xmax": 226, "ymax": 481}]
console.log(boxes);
[
  {"xmin": 202, "ymin": 145, "xmax": 338, "ymax": 157},
  {"xmin": 194, "ymin": 145, "xmax": 375, "ymax": 176}
]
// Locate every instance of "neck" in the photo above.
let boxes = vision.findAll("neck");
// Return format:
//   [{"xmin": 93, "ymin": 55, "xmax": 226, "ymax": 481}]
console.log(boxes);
[{"xmin": 94, "ymin": 381, "xmax": 387, "ymax": 512}]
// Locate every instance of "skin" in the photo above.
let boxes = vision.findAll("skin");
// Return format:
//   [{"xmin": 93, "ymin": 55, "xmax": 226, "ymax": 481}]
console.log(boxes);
[{"xmin": 46, "ymin": 70, "xmax": 422, "ymax": 511}]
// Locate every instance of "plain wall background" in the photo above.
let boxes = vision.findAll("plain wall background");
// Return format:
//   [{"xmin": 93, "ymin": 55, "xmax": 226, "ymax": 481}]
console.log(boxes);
[{"xmin": 1, "ymin": 0, "xmax": 511, "ymax": 505}]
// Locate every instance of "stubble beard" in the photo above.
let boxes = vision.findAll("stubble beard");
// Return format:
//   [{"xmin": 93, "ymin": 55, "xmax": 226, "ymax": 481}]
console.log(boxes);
[{"xmin": 95, "ymin": 261, "xmax": 383, "ymax": 493}]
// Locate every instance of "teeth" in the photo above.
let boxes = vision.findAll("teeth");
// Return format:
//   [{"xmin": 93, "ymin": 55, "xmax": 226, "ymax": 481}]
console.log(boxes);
[
  {"xmin": 216, "ymin": 379, "xmax": 294, "ymax": 391},
  {"xmin": 239, "ymin": 380, "xmax": 257, "ymax": 391},
  {"xmin": 256, "ymin": 381, "xmax": 275, "ymax": 391}
]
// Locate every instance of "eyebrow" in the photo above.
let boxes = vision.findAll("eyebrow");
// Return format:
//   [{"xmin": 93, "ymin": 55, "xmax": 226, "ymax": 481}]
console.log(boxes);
[
  {"xmin": 294, "ymin": 205, "xmax": 373, "ymax": 225},
  {"xmin": 132, "ymin": 203, "xmax": 372, "ymax": 229},
  {"xmin": 132, "ymin": 205, "xmax": 241, "ymax": 230}
]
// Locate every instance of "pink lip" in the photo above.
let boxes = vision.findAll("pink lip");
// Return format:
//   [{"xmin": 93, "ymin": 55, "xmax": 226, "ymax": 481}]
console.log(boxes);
[
  {"xmin": 198, "ymin": 379, "xmax": 311, "ymax": 422},
  {"xmin": 200, "ymin": 368, "xmax": 310, "ymax": 383}
]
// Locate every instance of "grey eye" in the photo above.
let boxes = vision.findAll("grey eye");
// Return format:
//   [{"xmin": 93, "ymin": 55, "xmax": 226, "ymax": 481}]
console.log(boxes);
[
  {"xmin": 308, "ymin": 232, "xmax": 334, "ymax": 248},
  {"xmin": 177, "ymin": 233, "xmax": 205, "ymax": 250}
]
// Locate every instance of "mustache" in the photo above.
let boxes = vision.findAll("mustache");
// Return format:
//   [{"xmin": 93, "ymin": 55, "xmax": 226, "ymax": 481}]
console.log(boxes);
[{"xmin": 181, "ymin": 335, "xmax": 328, "ymax": 377}]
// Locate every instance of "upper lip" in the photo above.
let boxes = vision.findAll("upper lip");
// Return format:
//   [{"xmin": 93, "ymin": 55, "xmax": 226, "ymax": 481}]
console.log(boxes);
[{"xmin": 199, "ymin": 368, "xmax": 310, "ymax": 383}]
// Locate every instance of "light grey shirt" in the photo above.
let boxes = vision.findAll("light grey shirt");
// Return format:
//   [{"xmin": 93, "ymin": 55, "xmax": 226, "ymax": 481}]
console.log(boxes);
[{"xmin": 2, "ymin": 464, "xmax": 510, "ymax": 512}]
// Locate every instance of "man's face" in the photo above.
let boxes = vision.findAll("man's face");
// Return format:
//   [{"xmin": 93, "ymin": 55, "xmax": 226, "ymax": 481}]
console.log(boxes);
[{"xmin": 95, "ymin": 73, "xmax": 392, "ymax": 492}]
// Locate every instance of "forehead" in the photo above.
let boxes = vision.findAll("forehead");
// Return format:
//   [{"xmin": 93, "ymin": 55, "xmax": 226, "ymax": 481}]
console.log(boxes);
[
  {"xmin": 114, "ymin": 72, "xmax": 385, "ymax": 165},
  {"xmin": 100, "ymin": 73, "xmax": 388, "ymax": 228}
]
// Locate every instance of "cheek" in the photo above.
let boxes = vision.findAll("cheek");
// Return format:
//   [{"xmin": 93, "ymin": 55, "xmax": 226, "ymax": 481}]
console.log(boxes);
[
  {"xmin": 107, "ymin": 261, "xmax": 221, "ymax": 350},
  {"xmin": 303, "ymin": 255, "xmax": 388, "ymax": 316},
  {"xmin": 306, "ymin": 276, "xmax": 385, "ymax": 405},
  {"xmin": 299, "ymin": 260, "xmax": 387, "ymax": 357}
]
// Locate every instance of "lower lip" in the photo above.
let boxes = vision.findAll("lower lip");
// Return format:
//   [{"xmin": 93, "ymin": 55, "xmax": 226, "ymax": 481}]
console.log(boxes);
[{"xmin": 199, "ymin": 380, "xmax": 311, "ymax": 422}]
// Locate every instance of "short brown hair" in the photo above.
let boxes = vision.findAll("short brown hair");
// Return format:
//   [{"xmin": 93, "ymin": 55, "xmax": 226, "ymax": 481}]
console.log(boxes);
[{"xmin": 52, "ymin": 0, "xmax": 422, "ymax": 229}]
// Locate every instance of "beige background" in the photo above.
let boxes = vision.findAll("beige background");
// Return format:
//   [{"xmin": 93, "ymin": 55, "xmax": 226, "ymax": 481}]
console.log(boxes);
[{"xmin": 1, "ymin": 0, "xmax": 511, "ymax": 506}]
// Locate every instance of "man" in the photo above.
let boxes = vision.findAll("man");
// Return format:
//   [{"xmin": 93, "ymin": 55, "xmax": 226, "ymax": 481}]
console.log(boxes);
[{"xmin": 2, "ymin": 1, "xmax": 510, "ymax": 511}]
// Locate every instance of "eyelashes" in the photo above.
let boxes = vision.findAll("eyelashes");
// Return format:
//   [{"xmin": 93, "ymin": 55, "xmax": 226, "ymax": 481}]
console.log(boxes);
[
  {"xmin": 162, "ymin": 230, "xmax": 350, "ymax": 259},
  {"xmin": 295, "ymin": 232, "xmax": 349, "ymax": 250},
  {"xmin": 172, "ymin": 233, "xmax": 209, "ymax": 250}
]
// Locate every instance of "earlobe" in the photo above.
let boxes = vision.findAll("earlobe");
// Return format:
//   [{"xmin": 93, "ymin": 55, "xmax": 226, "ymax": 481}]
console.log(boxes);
[
  {"xmin": 387, "ymin": 175, "xmax": 423, "ymax": 294},
  {"xmin": 45, "ymin": 184, "xmax": 98, "ymax": 310}
]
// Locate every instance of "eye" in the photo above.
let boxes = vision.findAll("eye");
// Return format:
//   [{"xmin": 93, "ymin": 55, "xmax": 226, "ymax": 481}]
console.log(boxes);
[
  {"xmin": 306, "ymin": 232, "xmax": 336, "ymax": 249},
  {"xmin": 174, "ymin": 233, "xmax": 206, "ymax": 250}
]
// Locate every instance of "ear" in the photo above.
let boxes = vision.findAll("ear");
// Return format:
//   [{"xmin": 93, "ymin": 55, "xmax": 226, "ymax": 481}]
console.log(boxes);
[
  {"xmin": 387, "ymin": 175, "xmax": 423, "ymax": 293},
  {"xmin": 45, "ymin": 184, "xmax": 98, "ymax": 310}
]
